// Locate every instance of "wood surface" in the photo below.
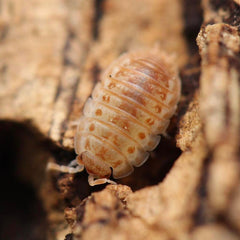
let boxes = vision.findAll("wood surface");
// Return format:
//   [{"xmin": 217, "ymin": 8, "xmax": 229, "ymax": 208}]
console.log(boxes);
[{"xmin": 0, "ymin": 0, "xmax": 239, "ymax": 239}]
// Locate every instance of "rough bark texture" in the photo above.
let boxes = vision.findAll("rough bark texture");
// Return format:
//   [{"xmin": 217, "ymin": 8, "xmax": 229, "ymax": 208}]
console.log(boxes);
[{"xmin": 0, "ymin": 0, "xmax": 239, "ymax": 240}]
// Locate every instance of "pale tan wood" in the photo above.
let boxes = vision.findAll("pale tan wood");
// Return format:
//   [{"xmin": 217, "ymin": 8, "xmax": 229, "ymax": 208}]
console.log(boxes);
[
  {"xmin": 0, "ymin": 0, "xmax": 188, "ymax": 150},
  {"xmin": 1, "ymin": 0, "xmax": 239, "ymax": 240}
]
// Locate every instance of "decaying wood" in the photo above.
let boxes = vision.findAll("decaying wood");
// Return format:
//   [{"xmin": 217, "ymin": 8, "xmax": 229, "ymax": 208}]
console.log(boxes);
[
  {"xmin": 196, "ymin": 0, "xmax": 240, "ymax": 234},
  {"xmin": 0, "ymin": 0, "xmax": 187, "ymax": 149},
  {"xmin": 0, "ymin": 0, "xmax": 239, "ymax": 240}
]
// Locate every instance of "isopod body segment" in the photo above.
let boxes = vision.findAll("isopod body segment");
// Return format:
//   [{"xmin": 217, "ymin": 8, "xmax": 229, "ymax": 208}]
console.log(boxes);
[{"xmin": 74, "ymin": 48, "xmax": 181, "ymax": 185}]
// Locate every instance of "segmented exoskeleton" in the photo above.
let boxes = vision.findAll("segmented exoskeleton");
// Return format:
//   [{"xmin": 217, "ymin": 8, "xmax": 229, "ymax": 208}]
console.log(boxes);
[{"xmin": 48, "ymin": 49, "xmax": 181, "ymax": 186}]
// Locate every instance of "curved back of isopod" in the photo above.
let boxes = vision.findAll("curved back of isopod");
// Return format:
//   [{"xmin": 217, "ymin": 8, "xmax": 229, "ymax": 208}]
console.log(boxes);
[{"xmin": 74, "ymin": 48, "xmax": 181, "ymax": 185}]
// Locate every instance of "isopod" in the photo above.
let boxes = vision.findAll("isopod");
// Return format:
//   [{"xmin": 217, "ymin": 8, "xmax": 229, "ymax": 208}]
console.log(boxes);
[{"xmin": 47, "ymin": 48, "xmax": 181, "ymax": 186}]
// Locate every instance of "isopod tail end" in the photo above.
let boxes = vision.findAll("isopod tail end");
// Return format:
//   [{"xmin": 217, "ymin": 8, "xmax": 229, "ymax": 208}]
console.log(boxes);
[{"xmin": 81, "ymin": 151, "xmax": 112, "ymax": 179}]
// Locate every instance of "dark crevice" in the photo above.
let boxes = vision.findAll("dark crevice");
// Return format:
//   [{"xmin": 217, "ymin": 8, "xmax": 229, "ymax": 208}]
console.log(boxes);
[
  {"xmin": 180, "ymin": 55, "xmax": 200, "ymax": 97},
  {"xmin": 0, "ymin": 23, "xmax": 9, "ymax": 41},
  {"xmin": 58, "ymin": 74, "xmax": 79, "ymax": 146},
  {"xmin": 57, "ymin": 171, "xmax": 100, "ymax": 204},
  {"xmin": 64, "ymin": 233, "xmax": 74, "ymax": 240},
  {"xmin": 210, "ymin": 0, "xmax": 240, "ymax": 30},
  {"xmin": 75, "ymin": 201, "xmax": 87, "ymax": 223},
  {"xmin": 177, "ymin": 54, "xmax": 201, "ymax": 125},
  {"xmin": 63, "ymin": 30, "xmax": 77, "ymax": 67},
  {"xmin": 58, "ymin": 29, "xmax": 79, "ymax": 145},
  {"xmin": 53, "ymin": 79, "xmax": 62, "ymax": 103},
  {"xmin": 215, "ymin": 213, "xmax": 240, "ymax": 237},
  {"xmin": 218, "ymin": 25, "xmax": 240, "ymax": 71},
  {"xmin": 93, "ymin": 0, "xmax": 105, "ymax": 39},
  {"xmin": 224, "ymin": 77, "xmax": 231, "ymax": 128},
  {"xmin": 0, "ymin": 120, "xmax": 49, "ymax": 240},
  {"xmin": 0, "ymin": 120, "xmax": 104, "ymax": 239},
  {"xmin": 118, "ymin": 137, "xmax": 181, "ymax": 191},
  {"xmin": 0, "ymin": 180, "xmax": 47, "ymax": 240},
  {"xmin": 194, "ymin": 161, "xmax": 240, "ymax": 235},
  {"xmin": 183, "ymin": 0, "xmax": 203, "ymax": 55},
  {"xmin": 193, "ymin": 152, "xmax": 212, "ymax": 226},
  {"xmin": 53, "ymin": 30, "xmax": 76, "ymax": 103},
  {"xmin": 91, "ymin": 63, "xmax": 101, "ymax": 86}
]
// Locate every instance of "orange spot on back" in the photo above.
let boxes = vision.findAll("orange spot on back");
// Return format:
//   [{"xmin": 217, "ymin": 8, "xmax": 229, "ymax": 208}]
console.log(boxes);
[
  {"xmin": 108, "ymin": 82, "xmax": 116, "ymax": 89},
  {"xmin": 89, "ymin": 123, "xmax": 95, "ymax": 131},
  {"xmin": 156, "ymin": 90, "xmax": 167, "ymax": 101},
  {"xmin": 127, "ymin": 146, "xmax": 135, "ymax": 154},
  {"xmin": 146, "ymin": 118, "xmax": 154, "ymax": 126},
  {"xmin": 155, "ymin": 105, "xmax": 162, "ymax": 113},
  {"xmin": 103, "ymin": 95, "xmax": 110, "ymax": 102},
  {"xmin": 96, "ymin": 109, "xmax": 102, "ymax": 116},
  {"xmin": 138, "ymin": 132, "xmax": 146, "ymax": 139}
]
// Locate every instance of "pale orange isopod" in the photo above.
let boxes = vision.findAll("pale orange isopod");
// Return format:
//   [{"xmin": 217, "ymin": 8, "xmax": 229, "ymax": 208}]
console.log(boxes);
[{"xmin": 48, "ymin": 49, "xmax": 181, "ymax": 186}]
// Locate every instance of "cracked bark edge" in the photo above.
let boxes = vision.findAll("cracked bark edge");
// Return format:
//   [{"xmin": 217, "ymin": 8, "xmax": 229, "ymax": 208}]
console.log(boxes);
[
  {"xmin": 191, "ymin": 0, "xmax": 240, "ymax": 237},
  {"xmin": 61, "ymin": 1, "xmax": 240, "ymax": 239}
]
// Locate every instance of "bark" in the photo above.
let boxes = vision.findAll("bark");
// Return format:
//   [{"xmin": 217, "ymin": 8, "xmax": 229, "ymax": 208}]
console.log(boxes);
[{"xmin": 0, "ymin": 0, "xmax": 239, "ymax": 240}]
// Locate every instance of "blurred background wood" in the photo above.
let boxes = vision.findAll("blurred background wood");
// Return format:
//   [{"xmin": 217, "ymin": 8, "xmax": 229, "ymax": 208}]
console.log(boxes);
[{"xmin": 0, "ymin": 0, "xmax": 239, "ymax": 240}]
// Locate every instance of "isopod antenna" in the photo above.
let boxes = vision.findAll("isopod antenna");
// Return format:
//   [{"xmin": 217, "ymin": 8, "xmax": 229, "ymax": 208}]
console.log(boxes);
[
  {"xmin": 46, "ymin": 159, "xmax": 117, "ymax": 186},
  {"xmin": 46, "ymin": 159, "xmax": 84, "ymax": 174}
]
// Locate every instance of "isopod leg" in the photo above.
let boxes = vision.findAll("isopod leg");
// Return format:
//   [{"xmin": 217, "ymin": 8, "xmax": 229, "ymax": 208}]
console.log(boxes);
[
  {"xmin": 88, "ymin": 175, "xmax": 117, "ymax": 186},
  {"xmin": 47, "ymin": 159, "xmax": 84, "ymax": 174}
]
